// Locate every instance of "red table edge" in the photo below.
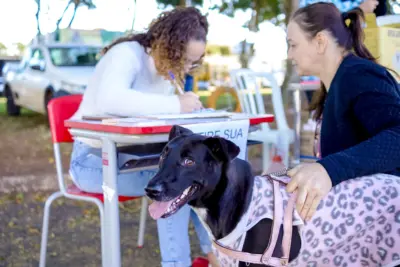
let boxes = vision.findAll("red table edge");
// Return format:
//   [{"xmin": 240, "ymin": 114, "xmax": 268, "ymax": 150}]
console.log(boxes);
[{"xmin": 65, "ymin": 115, "xmax": 275, "ymax": 135}]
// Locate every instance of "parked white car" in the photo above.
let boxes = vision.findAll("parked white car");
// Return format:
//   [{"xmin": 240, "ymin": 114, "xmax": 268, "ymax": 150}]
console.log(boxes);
[{"xmin": 4, "ymin": 43, "xmax": 101, "ymax": 116}]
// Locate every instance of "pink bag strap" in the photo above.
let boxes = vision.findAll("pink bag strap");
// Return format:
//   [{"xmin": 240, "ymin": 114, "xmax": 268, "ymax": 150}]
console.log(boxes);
[
  {"xmin": 211, "ymin": 173, "xmax": 297, "ymax": 266},
  {"xmin": 282, "ymin": 192, "xmax": 297, "ymax": 262},
  {"xmin": 260, "ymin": 179, "xmax": 283, "ymax": 264},
  {"xmin": 262, "ymin": 174, "xmax": 296, "ymax": 266}
]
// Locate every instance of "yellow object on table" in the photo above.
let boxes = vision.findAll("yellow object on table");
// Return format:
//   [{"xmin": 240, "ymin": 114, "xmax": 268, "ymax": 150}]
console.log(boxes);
[{"xmin": 364, "ymin": 14, "xmax": 400, "ymax": 81}]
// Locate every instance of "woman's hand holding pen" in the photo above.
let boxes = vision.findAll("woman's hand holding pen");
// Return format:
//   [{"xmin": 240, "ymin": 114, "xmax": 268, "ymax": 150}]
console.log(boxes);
[{"xmin": 178, "ymin": 92, "xmax": 203, "ymax": 113}]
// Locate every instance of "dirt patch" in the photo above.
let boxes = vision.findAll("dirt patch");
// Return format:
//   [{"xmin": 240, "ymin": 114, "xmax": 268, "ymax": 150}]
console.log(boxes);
[
  {"xmin": 0, "ymin": 192, "xmax": 204, "ymax": 267},
  {"xmin": 0, "ymin": 98, "xmax": 72, "ymax": 177}
]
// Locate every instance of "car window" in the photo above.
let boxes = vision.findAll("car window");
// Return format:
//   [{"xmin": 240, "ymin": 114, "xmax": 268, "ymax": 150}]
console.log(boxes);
[
  {"xmin": 31, "ymin": 49, "xmax": 44, "ymax": 61},
  {"xmin": 49, "ymin": 46, "xmax": 100, "ymax": 67},
  {"xmin": 29, "ymin": 49, "xmax": 46, "ymax": 70}
]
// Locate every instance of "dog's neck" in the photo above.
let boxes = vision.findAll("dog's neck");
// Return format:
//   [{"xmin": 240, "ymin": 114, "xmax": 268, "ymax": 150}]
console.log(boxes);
[{"xmin": 190, "ymin": 158, "xmax": 254, "ymax": 240}]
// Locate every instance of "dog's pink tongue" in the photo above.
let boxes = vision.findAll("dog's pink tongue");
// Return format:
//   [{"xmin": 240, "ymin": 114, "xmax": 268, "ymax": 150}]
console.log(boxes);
[{"xmin": 148, "ymin": 200, "xmax": 174, "ymax": 220}]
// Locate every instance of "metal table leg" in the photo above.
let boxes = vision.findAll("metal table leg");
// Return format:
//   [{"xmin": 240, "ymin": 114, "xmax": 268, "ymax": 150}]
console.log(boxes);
[{"xmin": 102, "ymin": 138, "xmax": 121, "ymax": 267}]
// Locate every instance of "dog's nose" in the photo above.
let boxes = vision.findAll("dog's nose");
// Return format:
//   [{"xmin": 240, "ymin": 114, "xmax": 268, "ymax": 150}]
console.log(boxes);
[{"xmin": 145, "ymin": 184, "xmax": 164, "ymax": 198}]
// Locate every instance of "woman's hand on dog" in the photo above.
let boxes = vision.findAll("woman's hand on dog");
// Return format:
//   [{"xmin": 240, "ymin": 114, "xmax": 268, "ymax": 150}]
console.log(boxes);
[{"xmin": 286, "ymin": 163, "xmax": 332, "ymax": 222}]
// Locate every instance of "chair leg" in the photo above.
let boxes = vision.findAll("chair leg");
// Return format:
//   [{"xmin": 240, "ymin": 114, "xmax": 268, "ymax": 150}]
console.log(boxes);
[
  {"xmin": 280, "ymin": 138, "xmax": 291, "ymax": 168},
  {"xmin": 262, "ymin": 142, "xmax": 271, "ymax": 173},
  {"xmin": 92, "ymin": 200, "xmax": 106, "ymax": 267},
  {"xmin": 39, "ymin": 191, "xmax": 63, "ymax": 267},
  {"xmin": 137, "ymin": 197, "xmax": 148, "ymax": 248}
]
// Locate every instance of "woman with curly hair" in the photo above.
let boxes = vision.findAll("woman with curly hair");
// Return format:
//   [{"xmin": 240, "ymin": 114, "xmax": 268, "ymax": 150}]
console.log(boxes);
[{"xmin": 68, "ymin": 7, "xmax": 219, "ymax": 267}]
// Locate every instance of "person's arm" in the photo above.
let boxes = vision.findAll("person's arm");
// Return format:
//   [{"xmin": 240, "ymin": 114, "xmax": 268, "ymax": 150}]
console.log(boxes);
[
  {"xmin": 318, "ymin": 71, "xmax": 400, "ymax": 185},
  {"xmin": 95, "ymin": 43, "xmax": 180, "ymax": 116}
]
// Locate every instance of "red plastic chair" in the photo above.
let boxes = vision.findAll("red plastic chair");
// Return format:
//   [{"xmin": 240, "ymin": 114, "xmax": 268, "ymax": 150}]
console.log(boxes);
[{"xmin": 39, "ymin": 95, "xmax": 148, "ymax": 267}]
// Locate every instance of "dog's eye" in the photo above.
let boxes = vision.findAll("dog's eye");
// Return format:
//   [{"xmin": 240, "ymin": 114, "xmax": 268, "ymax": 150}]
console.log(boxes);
[{"xmin": 183, "ymin": 158, "xmax": 195, "ymax": 166}]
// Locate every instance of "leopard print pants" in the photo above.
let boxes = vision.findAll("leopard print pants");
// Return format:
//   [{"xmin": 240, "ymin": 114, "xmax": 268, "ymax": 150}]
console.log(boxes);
[{"xmin": 291, "ymin": 173, "xmax": 400, "ymax": 267}]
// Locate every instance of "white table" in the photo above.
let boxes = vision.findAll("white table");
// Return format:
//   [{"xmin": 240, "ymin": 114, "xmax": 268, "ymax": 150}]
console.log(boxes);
[
  {"xmin": 288, "ymin": 82, "xmax": 320, "ymax": 165},
  {"xmin": 65, "ymin": 113, "xmax": 274, "ymax": 267}
]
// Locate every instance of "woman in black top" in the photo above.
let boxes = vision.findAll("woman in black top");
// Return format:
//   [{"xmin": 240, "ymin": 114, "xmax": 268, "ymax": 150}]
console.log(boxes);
[{"xmin": 285, "ymin": 3, "xmax": 400, "ymax": 221}]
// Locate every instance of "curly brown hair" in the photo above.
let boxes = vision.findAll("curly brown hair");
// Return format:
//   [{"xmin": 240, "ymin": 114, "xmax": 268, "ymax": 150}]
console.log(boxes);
[{"xmin": 102, "ymin": 7, "xmax": 208, "ymax": 87}]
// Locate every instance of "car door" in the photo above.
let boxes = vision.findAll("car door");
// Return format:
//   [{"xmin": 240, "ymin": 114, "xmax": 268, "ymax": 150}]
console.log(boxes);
[
  {"xmin": 8, "ymin": 48, "xmax": 32, "ymax": 108},
  {"xmin": 23, "ymin": 48, "xmax": 49, "ymax": 113}
]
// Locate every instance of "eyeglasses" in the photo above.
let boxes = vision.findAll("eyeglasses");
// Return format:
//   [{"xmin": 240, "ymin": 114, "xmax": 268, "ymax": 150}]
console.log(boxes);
[{"xmin": 185, "ymin": 59, "xmax": 201, "ymax": 71}]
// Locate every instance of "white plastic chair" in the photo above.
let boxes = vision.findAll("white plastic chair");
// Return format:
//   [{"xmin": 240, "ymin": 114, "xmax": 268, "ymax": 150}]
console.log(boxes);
[{"xmin": 230, "ymin": 69, "xmax": 295, "ymax": 169}]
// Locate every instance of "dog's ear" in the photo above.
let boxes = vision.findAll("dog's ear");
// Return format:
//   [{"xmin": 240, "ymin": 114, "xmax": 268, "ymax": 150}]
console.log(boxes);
[
  {"xmin": 203, "ymin": 137, "xmax": 240, "ymax": 162},
  {"xmin": 168, "ymin": 125, "xmax": 193, "ymax": 141}
]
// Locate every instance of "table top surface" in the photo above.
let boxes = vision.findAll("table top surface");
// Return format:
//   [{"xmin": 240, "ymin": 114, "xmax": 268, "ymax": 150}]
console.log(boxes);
[{"xmin": 65, "ymin": 113, "xmax": 275, "ymax": 135}]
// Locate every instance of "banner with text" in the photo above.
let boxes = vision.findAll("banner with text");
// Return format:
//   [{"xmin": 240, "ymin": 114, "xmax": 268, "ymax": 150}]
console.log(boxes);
[{"xmin": 185, "ymin": 119, "xmax": 250, "ymax": 160}]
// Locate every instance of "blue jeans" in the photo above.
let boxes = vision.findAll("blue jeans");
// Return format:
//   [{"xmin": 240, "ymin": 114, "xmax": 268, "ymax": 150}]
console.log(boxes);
[{"xmin": 69, "ymin": 140, "xmax": 212, "ymax": 267}]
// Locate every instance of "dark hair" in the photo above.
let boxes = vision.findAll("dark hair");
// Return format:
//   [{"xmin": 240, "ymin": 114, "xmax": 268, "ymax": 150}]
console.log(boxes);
[
  {"xmin": 292, "ymin": 3, "xmax": 375, "ymax": 119},
  {"xmin": 102, "ymin": 7, "xmax": 208, "ymax": 86}
]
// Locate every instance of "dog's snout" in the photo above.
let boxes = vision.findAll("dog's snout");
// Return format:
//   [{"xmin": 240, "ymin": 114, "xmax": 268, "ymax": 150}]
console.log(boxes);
[{"xmin": 145, "ymin": 184, "xmax": 164, "ymax": 198}]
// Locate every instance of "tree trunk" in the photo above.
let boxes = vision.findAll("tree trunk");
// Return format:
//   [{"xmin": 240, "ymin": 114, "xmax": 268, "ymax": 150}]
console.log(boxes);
[
  {"xmin": 56, "ymin": 1, "xmax": 72, "ymax": 30},
  {"xmin": 239, "ymin": 1, "xmax": 258, "ymax": 69},
  {"xmin": 239, "ymin": 40, "xmax": 250, "ymax": 68},
  {"xmin": 68, "ymin": 5, "xmax": 78, "ymax": 28},
  {"xmin": 35, "ymin": 0, "xmax": 42, "ymax": 43},
  {"xmin": 55, "ymin": 1, "xmax": 72, "ymax": 41},
  {"xmin": 280, "ymin": 0, "xmax": 298, "ymax": 105},
  {"xmin": 179, "ymin": 0, "xmax": 186, "ymax": 6},
  {"xmin": 131, "ymin": 0, "xmax": 137, "ymax": 31}
]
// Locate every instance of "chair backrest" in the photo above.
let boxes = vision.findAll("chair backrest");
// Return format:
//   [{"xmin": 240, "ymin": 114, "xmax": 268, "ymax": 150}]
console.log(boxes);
[
  {"xmin": 230, "ymin": 69, "xmax": 290, "ymax": 131},
  {"xmin": 230, "ymin": 69, "xmax": 264, "ymax": 115},
  {"xmin": 48, "ymin": 94, "xmax": 83, "ymax": 144}
]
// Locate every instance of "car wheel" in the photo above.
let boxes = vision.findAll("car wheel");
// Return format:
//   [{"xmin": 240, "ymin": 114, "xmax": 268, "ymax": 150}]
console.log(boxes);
[
  {"xmin": 44, "ymin": 89, "xmax": 54, "ymax": 115},
  {"xmin": 4, "ymin": 86, "xmax": 21, "ymax": 116}
]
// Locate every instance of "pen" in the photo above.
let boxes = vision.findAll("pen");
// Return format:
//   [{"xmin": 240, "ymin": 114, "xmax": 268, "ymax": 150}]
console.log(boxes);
[{"xmin": 168, "ymin": 71, "xmax": 184, "ymax": 95}]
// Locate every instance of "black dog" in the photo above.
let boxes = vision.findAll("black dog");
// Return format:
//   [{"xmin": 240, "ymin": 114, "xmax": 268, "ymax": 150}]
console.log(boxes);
[{"xmin": 145, "ymin": 125, "xmax": 300, "ymax": 267}]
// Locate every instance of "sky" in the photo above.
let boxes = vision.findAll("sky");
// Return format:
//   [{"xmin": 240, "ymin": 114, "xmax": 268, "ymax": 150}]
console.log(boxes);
[{"xmin": 0, "ymin": 0, "xmax": 289, "ymax": 68}]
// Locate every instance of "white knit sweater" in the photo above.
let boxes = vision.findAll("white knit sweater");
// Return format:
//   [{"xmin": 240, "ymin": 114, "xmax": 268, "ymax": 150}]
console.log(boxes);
[{"xmin": 70, "ymin": 41, "xmax": 181, "ymax": 147}]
